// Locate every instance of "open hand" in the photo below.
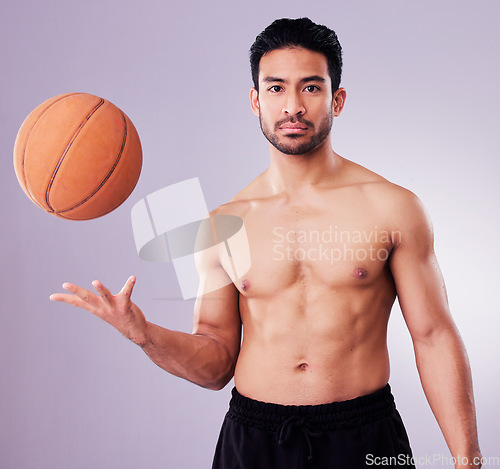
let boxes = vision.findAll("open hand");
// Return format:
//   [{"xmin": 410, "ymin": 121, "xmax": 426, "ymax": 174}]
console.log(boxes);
[{"xmin": 50, "ymin": 276, "xmax": 149, "ymax": 346}]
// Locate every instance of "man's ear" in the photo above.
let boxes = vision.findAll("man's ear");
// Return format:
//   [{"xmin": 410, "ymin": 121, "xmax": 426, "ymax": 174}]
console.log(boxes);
[
  {"xmin": 250, "ymin": 87, "xmax": 260, "ymax": 117},
  {"xmin": 333, "ymin": 87, "xmax": 347, "ymax": 117}
]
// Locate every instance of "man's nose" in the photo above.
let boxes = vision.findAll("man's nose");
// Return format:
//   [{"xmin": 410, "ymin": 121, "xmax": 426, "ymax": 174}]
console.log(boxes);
[{"xmin": 282, "ymin": 92, "xmax": 305, "ymax": 116}]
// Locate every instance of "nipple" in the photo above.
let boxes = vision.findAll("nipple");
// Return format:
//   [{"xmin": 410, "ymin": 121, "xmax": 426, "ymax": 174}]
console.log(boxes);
[
  {"xmin": 353, "ymin": 267, "xmax": 368, "ymax": 279},
  {"xmin": 240, "ymin": 279, "xmax": 251, "ymax": 292}
]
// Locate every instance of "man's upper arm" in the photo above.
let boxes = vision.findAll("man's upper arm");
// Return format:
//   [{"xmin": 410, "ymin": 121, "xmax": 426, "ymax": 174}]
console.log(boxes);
[
  {"xmin": 389, "ymin": 190, "xmax": 456, "ymax": 342},
  {"xmin": 191, "ymin": 217, "xmax": 242, "ymax": 364}
]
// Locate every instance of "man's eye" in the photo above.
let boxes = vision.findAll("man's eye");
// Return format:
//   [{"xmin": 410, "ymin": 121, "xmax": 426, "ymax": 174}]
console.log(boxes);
[
  {"xmin": 305, "ymin": 85, "xmax": 319, "ymax": 92},
  {"xmin": 268, "ymin": 85, "xmax": 282, "ymax": 93}
]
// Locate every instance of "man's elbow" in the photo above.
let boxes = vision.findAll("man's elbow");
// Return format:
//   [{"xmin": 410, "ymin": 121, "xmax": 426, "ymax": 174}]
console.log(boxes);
[
  {"xmin": 410, "ymin": 317, "xmax": 462, "ymax": 347},
  {"xmin": 204, "ymin": 375, "xmax": 233, "ymax": 391},
  {"xmin": 411, "ymin": 322, "xmax": 466, "ymax": 357},
  {"xmin": 199, "ymin": 365, "xmax": 236, "ymax": 391},
  {"xmin": 197, "ymin": 348, "xmax": 238, "ymax": 391}
]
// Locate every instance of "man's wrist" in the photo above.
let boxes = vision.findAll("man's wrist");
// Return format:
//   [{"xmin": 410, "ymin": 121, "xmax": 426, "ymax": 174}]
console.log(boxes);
[
  {"xmin": 453, "ymin": 451, "xmax": 482, "ymax": 469},
  {"xmin": 130, "ymin": 321, "xmax": 152, "ymax": 348}
]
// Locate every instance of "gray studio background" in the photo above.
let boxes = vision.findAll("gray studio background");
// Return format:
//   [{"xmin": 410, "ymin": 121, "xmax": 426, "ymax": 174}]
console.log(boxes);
[{"xmin": 1, "ymin": 0, "xmax": 499, "ymax": 467}]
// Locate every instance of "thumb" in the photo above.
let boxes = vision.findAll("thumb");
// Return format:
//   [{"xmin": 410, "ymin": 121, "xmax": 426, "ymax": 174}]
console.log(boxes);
[{"xmin": 120, "ymin": 275, "xmax": 136, "ymax": 299}]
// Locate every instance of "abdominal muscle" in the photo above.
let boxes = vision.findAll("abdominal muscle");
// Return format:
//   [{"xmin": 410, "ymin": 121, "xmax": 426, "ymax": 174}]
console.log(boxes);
[{"xmin": 233, "ymin": 286, "xmax": 393, "ymax": 405}]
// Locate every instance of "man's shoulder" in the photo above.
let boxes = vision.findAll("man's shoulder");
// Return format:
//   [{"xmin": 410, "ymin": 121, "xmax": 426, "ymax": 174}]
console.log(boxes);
[
  {"xmin": 339, "ymin": 157, "xmax": 429, "ymax": 224},
  {"xmin": 339, "ymin": 158, "xmax": 416, "ymax": 200},
  {"xmin": 209, "ymin": 172, "xmax": 267, "ymax": 218}
]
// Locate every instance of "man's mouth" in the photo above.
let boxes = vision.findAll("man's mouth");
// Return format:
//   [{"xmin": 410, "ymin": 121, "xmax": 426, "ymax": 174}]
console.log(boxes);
[{"xmin": 279, "ymin": 124, "xmax": 308, "ymax": 132}]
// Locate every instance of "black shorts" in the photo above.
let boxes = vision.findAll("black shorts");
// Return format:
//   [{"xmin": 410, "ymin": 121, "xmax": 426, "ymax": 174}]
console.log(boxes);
[{"xmin": 212, "ymin": 384, "xmax": 415, "ymax": 469}]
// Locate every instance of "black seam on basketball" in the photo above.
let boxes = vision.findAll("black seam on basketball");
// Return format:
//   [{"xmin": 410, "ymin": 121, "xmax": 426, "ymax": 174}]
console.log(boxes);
[
  {"xmin": 45, "ymin": 97, "xmax": 106, "ymax": 211},
  {"xmin": 56, "ymin": 110, "xmax": 128, "ymax": 215},
  {"xmin": 20, "ymin": 92, "xmax": 83, "ymax": 208},
  {"xmin": 54, "ymin": 199, "xmax": 126, "ymax": 220}
]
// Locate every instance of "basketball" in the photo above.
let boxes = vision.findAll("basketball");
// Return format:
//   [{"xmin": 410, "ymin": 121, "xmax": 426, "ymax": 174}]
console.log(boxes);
[{"xmin": 13, "ymin": 92, "xmax": 142, "ymax": 220}]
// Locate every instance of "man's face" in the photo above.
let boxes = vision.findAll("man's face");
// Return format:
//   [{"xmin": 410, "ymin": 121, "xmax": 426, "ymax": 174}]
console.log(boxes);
[{"xmin": 251, "ymin": 47, "xmax": 339, "ymax": 156}]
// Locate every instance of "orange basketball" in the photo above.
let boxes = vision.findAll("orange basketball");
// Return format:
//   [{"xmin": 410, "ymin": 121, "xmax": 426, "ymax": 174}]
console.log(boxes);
[{"xmin": 13, "ymin": 92, "xmax": 142, "ymax": 220}]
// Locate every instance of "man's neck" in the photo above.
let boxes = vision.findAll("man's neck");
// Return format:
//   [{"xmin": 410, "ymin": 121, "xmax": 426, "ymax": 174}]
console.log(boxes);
[{"xmin": 265, "ymin": 139, "xmax": 340, "ymax": 195}]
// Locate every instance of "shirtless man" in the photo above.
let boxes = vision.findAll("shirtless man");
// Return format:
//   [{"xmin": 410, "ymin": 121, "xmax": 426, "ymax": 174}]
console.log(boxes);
[{"xmin": 50, "ymin": 18, "xmax": 482, "ymax": 469}]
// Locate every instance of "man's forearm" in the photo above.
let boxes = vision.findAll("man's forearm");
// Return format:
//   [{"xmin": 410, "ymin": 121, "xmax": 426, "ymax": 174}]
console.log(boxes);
[
  {"xmin": 413, "ymin": 326, "xmax": 481, "ymax": 466},
  {"xmin": 139, "ymin": 321, "xmax": 235, "ymax": 390}
]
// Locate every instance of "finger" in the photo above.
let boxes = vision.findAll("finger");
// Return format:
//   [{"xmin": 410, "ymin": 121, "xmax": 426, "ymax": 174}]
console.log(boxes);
[
  {"xmin": 61, "ymin": 282, "xmax": 99, "ymax": 307},
  {"xmin": 92, "ymin": 280, "xmax": 113, "ymax": 304},
  {"xmin": 119, "ymin": 275, "xmax": 136, "ymax": 299},
  {"xmin": 49, "ymin": 292, "xmax": 94, "ymax": 312}
]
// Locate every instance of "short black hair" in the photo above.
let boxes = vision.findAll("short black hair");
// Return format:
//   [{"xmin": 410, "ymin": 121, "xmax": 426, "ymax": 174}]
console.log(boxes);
[{"xmin": 250, "ymin": 17, "xmax": 343, "ymax": 93}]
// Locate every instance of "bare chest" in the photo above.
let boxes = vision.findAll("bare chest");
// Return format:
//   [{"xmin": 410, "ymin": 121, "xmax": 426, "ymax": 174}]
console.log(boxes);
[{"xmin": 220, "ymin": 203, "xmax": 396, "ymax": 297}]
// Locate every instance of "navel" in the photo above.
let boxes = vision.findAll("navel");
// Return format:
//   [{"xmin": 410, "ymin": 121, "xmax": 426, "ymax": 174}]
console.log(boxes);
[
  {"xmin": 352, "ymin": 267, "xmax": 368, "ymax": 279},
  {"xmin": 298, "ymin": 363, "xmax": 309, "ymax": 372}
]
